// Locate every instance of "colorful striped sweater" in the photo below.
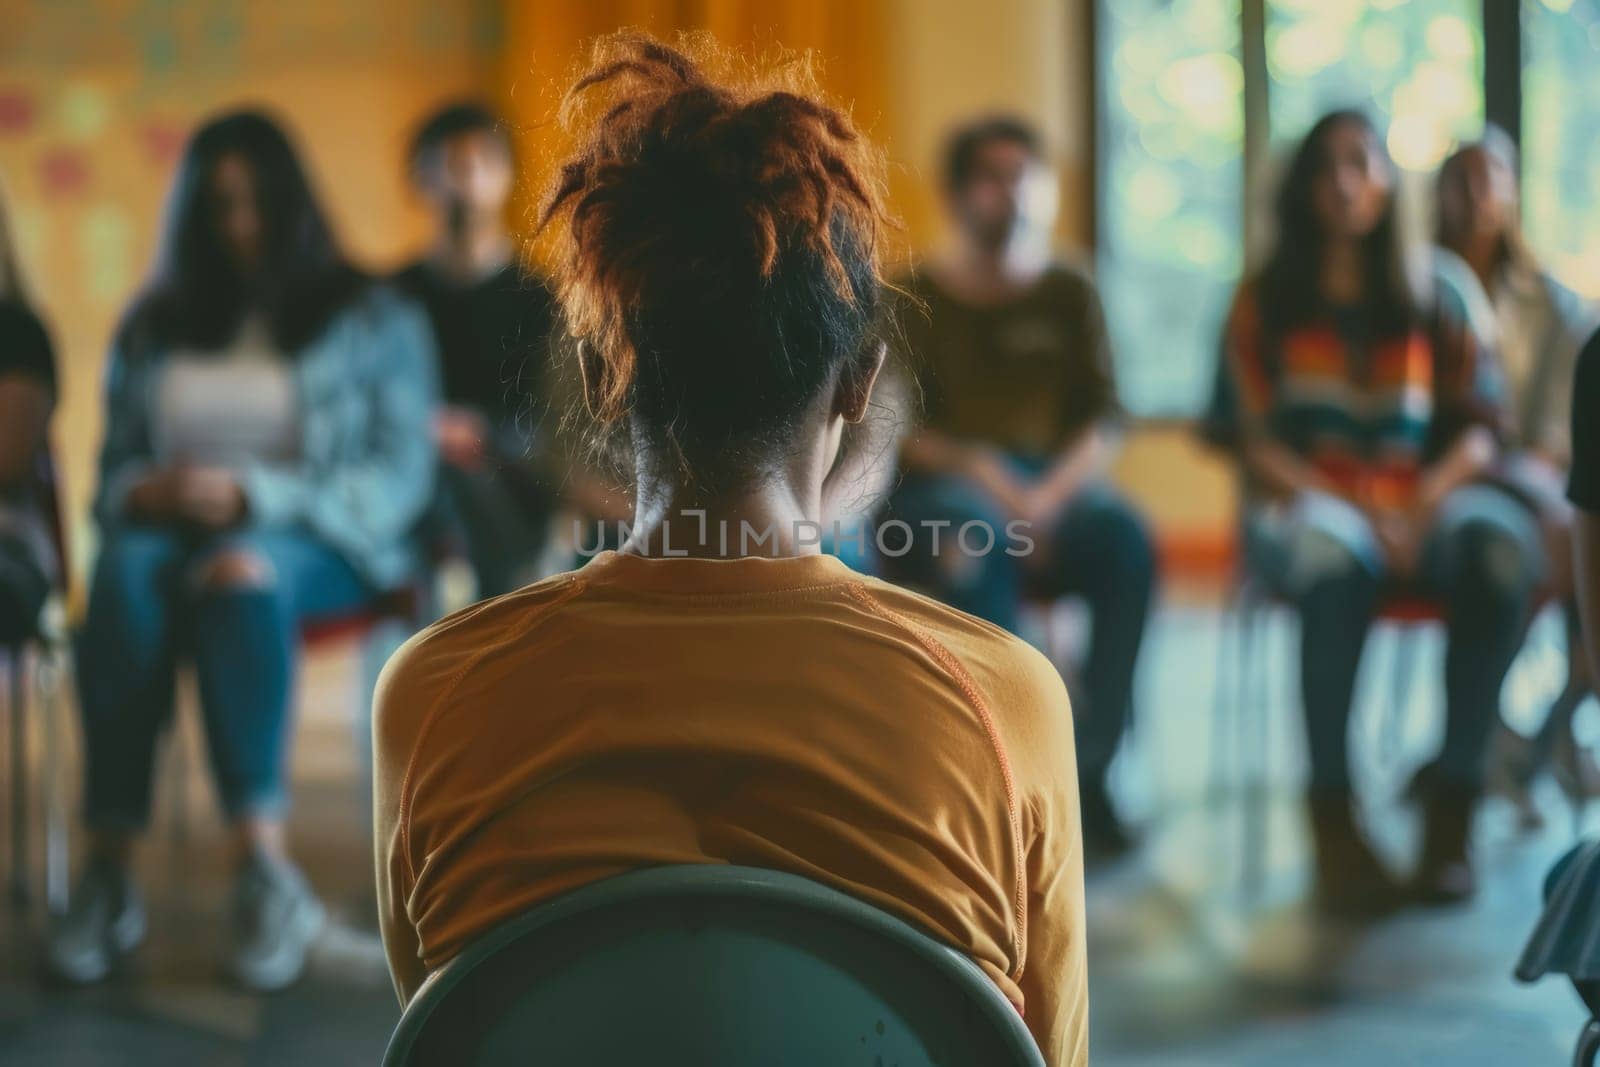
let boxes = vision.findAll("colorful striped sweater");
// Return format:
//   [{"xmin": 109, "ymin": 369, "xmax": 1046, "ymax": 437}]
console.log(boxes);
[{"xmin": 1221, "ymin": 264, "xmax": 1505, "ymax": 509}]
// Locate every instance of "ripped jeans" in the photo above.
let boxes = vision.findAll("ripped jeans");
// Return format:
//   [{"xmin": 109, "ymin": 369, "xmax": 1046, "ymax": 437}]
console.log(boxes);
[
  {"xmin": 76, "ymin": 527, "xmax": 372, "ymax": 829},
  {"xmin": 1245, "ymin": 486, "xmax": 1542, "ymax": 793}
]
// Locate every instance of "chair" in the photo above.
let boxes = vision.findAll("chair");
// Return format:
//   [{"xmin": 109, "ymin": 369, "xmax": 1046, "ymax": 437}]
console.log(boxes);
[
  {"xmin": 2, "ymin": 448, "xmax": 72, "ymax": 913},
  {"xmin": 1515, "ymin": 840, "xmax": 1600, "ymax": 1066},
  {"xmin": 1196, "ymin": 368, "xmax": 1495, "ymax": 899},
  {"xmin": 2, "ymin": 614, "xmax": 71, "ymax": 913},
  {"xmin": 384, "ymin": 864, "xmax": 1047, "ymax": 1067},
  {"xmin": 1210, "ymin": 566, "xmax": 1448, "ymax": 901}
]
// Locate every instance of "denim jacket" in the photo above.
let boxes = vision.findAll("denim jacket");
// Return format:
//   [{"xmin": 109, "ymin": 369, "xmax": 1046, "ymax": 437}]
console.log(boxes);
[{"xmin": 93, "ymin": 285, "xmax": 441, "ymax": 590}]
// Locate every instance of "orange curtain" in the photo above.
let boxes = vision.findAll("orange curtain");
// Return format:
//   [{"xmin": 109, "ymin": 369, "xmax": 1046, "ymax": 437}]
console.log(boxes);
[{"xmin": 495, "ymin": 0, "xmax": 890, "ymax": 261}]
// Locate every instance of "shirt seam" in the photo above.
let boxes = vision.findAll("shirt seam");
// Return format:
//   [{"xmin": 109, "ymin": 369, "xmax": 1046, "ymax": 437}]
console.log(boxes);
[
  {"xmin": 842, "ymin": 580, "xmax": 1029, "ymax": 982},
  {"xmin": 575, "ymin": 578, "xmax": 857, "ymax": 601},
  {"xmin": 397, "ymin": 574, "xmax": 590, "ymax": 890}
]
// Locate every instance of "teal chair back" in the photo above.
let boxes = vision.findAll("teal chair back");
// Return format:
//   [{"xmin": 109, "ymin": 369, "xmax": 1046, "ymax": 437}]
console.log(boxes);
[{"xmin": 384, "ymin": 864, "xmax": 1047, "ymax": 1066}]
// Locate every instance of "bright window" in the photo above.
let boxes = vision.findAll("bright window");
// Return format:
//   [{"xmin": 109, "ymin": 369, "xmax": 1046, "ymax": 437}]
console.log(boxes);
[
  {"xmin": 1095, "ymin": 0, "xmax": 1596, "ymax": 417},
  {"xmin": 1265, "ymin": 0, "xmax": 1483, "ymax": 170},
  {"xmin": 1522, "ymin": 0, "xmax": 1600, "ymax": 296},
  {"xmin": 1096, "ymin": 0, "xmax": 1244, "ymax": 417}
]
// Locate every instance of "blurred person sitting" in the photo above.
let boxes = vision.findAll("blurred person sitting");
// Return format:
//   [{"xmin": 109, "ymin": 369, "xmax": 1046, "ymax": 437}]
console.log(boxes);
[
  {"xmin": 394, "ymin": 102, "xmax": 562, "ymax": 597},
  {"xmin": 0, "ymin": 188, "xmax": 59, "ymax": 642},
  {"xmin": 1435, "ymin": 130, "xmax": 1600, "ymax": 813},
  {"xmin": 1221, "ymin": 111, "xmax": 1540, "ymax": 913},
  {"xmin": 885, "ymin": 116, "xmax": 1156, "ymax": 856},
  {"xmin": 47, "ymin": 110, "xmax": 439, "ymax": 991},
  {"xmin": 375, "ymin": 35, "xmax": 1087, "ymax": 1066}
]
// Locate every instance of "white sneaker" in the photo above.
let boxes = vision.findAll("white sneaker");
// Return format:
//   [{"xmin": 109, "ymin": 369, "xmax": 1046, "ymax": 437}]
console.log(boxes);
[
  {"xmin": 45, "ymin": 860, "xmax": 147, "ymax": 984},
  {"xmin": 228, "ymin": 855, "xmax": 326, "ymax": 993}
]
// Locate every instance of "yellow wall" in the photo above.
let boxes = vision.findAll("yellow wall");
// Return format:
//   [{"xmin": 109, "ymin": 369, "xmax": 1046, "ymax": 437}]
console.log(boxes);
[
  {"xmin": 0, "ymin": 0, "xmax": 1232, "ymax": 588},
  {"xmin": 883, "ymin": 0, "xmax": 1091, "ymax": 249},
  {"xmin": 494, "ymin": 0, "xmax": 893, "ymax": 258}
]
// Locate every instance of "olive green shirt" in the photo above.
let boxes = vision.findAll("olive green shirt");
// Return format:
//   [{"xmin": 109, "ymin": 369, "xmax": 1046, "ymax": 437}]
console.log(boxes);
[{"xmin": 893, "ymin": 262, "xmax": 1117, "ymax": 456}]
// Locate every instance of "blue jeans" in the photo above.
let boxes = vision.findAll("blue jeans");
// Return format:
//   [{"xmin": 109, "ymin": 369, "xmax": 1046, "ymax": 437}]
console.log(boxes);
[
  {"xmin": 77, "ymin": 527, "xmax": 373, "ymax": 829},
  {"xmin": 1245, "ymin": 487, "xmax": 1542, "ymax": 793},
  {"xmin": 885, "ymin": 473, "xmax": 1157, "ymax": 782}
]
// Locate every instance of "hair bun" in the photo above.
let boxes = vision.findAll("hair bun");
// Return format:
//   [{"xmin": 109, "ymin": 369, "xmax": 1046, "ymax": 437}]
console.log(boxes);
[{"xmin": 540, "ymin": 31, "xmax": 889, "ymax": 426}]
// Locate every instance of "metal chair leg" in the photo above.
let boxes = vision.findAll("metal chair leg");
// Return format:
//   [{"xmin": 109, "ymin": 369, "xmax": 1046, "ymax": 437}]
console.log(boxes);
[
  {"xmin": 1211, "ymin": 580, "xmax": 1278, "ymax": 905},
  {"xmin": 1239, "ymin": 598, "xmax": 1267, "ymax": 902},
  {"xmin": 1210, "ymin": 588, "xmax": 1240, "ymax": 803},
  {"xmin": 39, "ymin": 640, "xmax": 69, "ymax": 914},
  {"xmin": 168, "ymin": 719, "xmax": 190, "ymax": 848},
  {"xmin": 1574, "ymin": 1018, "xmax": 1600, "ymax": 1067},
  {"xmin": 7, "ymin": 644, "xmax": 29, "ymax": 909}
]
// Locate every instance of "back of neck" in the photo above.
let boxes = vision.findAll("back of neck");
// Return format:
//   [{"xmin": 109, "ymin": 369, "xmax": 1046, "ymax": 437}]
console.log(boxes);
[{"xmin": 622, "ymin": 477, "xmax": 823, "ymax": 560}]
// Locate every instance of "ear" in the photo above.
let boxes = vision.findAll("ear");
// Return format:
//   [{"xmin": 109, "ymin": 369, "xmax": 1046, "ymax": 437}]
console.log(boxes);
[
  {"xmin": 576, "ymin": 338, "xmax": 608, "ymax": 421},
  {"xmin": 835, "ymin": 340, "xmax": 886, "ymax": 425}
]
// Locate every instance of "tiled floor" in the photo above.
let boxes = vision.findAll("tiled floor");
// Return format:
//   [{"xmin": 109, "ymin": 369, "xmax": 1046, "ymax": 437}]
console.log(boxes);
[{"xmin": 0, "ymin": 594, "xmax": 1594, "ymax": 1065}]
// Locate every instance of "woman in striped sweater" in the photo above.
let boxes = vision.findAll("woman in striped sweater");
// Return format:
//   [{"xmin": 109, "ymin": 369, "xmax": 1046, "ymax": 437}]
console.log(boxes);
[{"xmin": 1221, "ymin": 110, "xmax": 1541, "ymax": 914}]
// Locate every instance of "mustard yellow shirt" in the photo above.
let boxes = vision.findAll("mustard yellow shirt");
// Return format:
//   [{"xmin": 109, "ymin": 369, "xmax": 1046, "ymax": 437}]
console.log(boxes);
[{"xmin": 373, "ymin": 550, "xmax": 1087, "ymax": 1065}]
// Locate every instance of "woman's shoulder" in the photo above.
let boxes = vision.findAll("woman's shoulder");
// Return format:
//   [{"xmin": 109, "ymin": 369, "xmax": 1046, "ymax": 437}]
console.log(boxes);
[
  {"xmin": 849, "ymin": 574, "xmax": 1070, "ymax": 710},
  {"xmin": 321, "ymin": 279, "xmax": 437, "ymax": 367},
  {"xmin": 1424, "ymin": 245, "xmax": 1484, "ymax": 306},
  {"xmin": 383, "ymin": 572, "xmax": 587, "ymax": 680},
  {"xmin": 1419, "ymin": 245, "xmax": 1497, "ymax": 348},
  {"xmin": 1230, "ymin": 271, "xmax": 1264, "ymax": 302},
  {"xmin": 1216, "ymin": 272, "xmax": 1264, "ymax": 319},
  {"xmin": 373, "ymin": 571, "xmax": 588, "ymax": 742},
  {"xmin": 849, "ymin": 575, "xmax": 1074, "ymax": 783},
  {"xmin": 1219, "ymin": 273, "xmax": 1265, "ymax": 336},
  {"xmin": 1040, "ymin": 256, "xmax": 1101, "ymax": 300}
]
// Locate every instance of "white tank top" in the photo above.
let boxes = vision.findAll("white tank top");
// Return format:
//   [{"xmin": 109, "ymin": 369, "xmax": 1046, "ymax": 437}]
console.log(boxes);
[{"xmin": 152, "ymin": 317, "xmax": 300, "ymax": 468}]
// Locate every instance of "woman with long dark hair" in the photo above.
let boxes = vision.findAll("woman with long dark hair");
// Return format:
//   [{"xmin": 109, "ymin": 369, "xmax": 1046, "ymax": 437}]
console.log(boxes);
[
  {"xmin": 47, "ymin": 110, "xmax": 438, "ymax": 990},
  {"xmin": 1222, "ymin": 111, "xmax": 1540, "ymax": 913},
  {"xmin": 1436, "ymin": 130, "xmax": 1600, "ymax": 814},
  {"xmin": 374, "ymin": 35, "xmax": 1087, "ymax": 1064}
]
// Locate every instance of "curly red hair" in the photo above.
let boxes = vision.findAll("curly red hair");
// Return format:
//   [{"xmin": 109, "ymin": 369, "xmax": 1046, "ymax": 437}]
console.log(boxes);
[{"xmin": 539, "ymin": 31, "xmax": 891, "ymax": 432}]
